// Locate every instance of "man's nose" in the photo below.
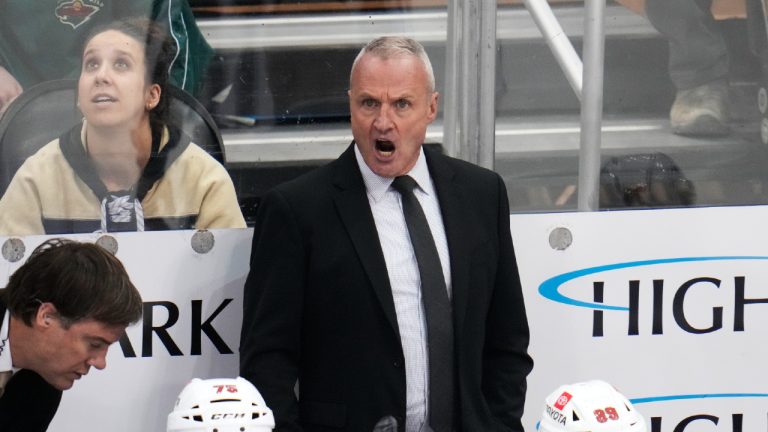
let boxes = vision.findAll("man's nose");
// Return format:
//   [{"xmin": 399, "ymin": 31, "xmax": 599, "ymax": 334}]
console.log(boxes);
[
  {"xmin": 373, "ymin": 104, "xmax": 394, "ymax": 130},
  {"xmin": 88, "ymin": 353, "xmax": 107, "ymax": 370}
]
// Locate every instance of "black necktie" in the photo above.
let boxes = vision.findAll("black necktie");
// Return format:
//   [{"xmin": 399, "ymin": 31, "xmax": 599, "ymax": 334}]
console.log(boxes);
[{"xmin": 391, "ymin": 175, "xmax": 454, "ymax": 432}]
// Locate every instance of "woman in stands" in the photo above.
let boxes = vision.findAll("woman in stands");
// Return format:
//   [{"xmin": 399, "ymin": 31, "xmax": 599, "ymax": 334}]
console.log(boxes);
[{"xmin": 0, "ymin": 17, "xmax": 245, "ymax": 235}]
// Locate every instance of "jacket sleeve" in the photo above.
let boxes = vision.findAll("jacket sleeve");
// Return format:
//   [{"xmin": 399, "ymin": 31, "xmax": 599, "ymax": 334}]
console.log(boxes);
[
  {"xmin": 195, "ymin": 158, "xmax": 246, "ymax": 229},
  {"xmin": 0, "ymin": 159, "xmax": 46, "ymax": 236},
  {"xmin": 481, "ymin": 174, "xmax": 534, "ymax": 431},
  {"xmin": 240, "ymin": 188, "xmax": 305, "ymax": 432},
  {"xmin": 151, "ymin": 0, "xmax": 214, "ymax": 96}
]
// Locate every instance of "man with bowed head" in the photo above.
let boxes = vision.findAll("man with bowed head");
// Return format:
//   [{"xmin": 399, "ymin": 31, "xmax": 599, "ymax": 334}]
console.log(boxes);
[
  {"xmin": 0, "ymin": 238, "xmax": 143, "ymax": 431},
  {"xmin": 240, "ymin": 36, "xmax": 533, "ymax": 431}
]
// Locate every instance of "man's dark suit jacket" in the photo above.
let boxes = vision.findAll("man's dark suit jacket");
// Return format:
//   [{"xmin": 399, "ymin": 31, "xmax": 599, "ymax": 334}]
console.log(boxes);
[
  {"xmin": 0, "ymin": 299, "xmax": 62, "ymax": 432},
  {"xmin": 240, "ymin": 144, "xmax": 533, "ymax": 432}
]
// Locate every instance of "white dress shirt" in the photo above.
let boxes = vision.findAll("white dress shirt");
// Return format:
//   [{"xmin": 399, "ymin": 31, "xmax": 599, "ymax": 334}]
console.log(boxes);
[
  {"xmin": 0, "ymin": 310, "xmax": 14, "ymax": 396},
  {"xmin": 0, "ymin": 310, "xmax": 11, "ymax": 371},
  {"xmin": 355, "ymin": 146, "xmax": 452, "ymax": 432}
]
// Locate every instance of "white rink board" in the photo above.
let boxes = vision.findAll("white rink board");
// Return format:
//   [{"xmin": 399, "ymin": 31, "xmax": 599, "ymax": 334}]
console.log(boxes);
[
  {"xmin": 512, "ymin": 206, "xmax": 768, "ymax": 431},
  {"xmin": 0, "ymin": 229, "xmax": 250, "ymax": 432}
]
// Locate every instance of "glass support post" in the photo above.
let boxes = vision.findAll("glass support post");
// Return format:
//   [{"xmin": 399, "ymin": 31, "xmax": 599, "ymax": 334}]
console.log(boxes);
[
  {"xmin": 577, "ymin": 0, "xmax": 605, "ymax": 211},
  {"xmin": 444, "ymin": 0, "xmax": 497, "ymax": 170},
  {"xmin": 523, "ymin": 0, "xmax": 605, "ymax": 211}
]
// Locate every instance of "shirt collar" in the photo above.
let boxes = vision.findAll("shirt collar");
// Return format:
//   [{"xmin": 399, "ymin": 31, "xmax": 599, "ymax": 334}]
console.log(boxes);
[
  {"xmin": 0, "ymin": 310, "xmax": 11, "ymax": 373},
  {"xmin": 354, "ymin": 144, "xmax": 434, "ymax": 202}
]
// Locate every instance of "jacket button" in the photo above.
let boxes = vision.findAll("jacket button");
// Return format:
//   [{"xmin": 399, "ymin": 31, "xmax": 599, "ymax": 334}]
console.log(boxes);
[{"xmin": 393, "ymin": 361, "xmax": 400, "ymax": 368}]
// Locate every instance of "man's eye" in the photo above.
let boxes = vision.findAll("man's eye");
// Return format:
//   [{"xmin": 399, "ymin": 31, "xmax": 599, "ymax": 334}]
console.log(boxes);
[
  {"xmin": 90, "ymin": 341, "xmax": 106, "ymax": 350},
  {"xmin": 395, "ymin": 99, "xmax": 410, "ymax": 109},
  {"xmin": 362, "ymin": 99, "xmax": 378, "ymax": 108}
]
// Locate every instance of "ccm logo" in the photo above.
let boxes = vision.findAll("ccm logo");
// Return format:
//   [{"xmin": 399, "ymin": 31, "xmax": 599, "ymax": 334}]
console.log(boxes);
[{"xmin": 211, "ymin": 413, "xmax": 246, "ymax": 420}]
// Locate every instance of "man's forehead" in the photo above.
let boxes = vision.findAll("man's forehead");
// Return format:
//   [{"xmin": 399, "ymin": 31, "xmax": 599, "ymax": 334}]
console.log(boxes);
[
  {"xmin": 70, "ymin": 319, "xmax": 125, "ymax": 341},
  {"xmin": 354, "ymin": 54, "xmax": 425, "ymax": 78},
  {"xmin": 352, "ymin": 66, "xmax": 428, "ymax": 94}
]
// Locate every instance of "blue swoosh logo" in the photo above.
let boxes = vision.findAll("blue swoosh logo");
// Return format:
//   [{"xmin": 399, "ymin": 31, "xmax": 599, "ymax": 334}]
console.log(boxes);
[
  {"xmin": 539, "ymin": 256, "xmax": 768, "ymax": 311},
  {"xmin": 631, "ymin": 393, "xmax": 768, "ymax": 404}
]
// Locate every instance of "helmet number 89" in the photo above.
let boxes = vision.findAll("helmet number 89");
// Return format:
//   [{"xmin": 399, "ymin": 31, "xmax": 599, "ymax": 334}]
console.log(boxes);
[{"xmin": 593, "ymin": 407, "xmax": 619, "ymax": 423}]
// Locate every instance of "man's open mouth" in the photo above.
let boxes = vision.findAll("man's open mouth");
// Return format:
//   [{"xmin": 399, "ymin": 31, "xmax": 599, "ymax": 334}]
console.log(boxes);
[{"xmin": 375, "ymin": 139, "xmax": 395, "ymax": 156}]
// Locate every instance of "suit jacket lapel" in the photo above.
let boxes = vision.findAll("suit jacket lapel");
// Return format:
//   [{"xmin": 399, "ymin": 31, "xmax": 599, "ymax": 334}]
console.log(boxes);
[
  {"xmin": 331, "ymin": 145, "xmax": 401, "ymax": 337},
  {"xmin": 425, "ymin": 148, "xmax": 472, "ymax": 334}
]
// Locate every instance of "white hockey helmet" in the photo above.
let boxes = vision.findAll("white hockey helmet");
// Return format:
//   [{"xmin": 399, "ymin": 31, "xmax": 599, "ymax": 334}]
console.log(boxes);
[
  {"xmin": 538, "ymin": 380, "xmax": 647, "ymax": 432},
  {"xmin": 167, "ymin": 377, "xmax": 275, "ymax": 432}
]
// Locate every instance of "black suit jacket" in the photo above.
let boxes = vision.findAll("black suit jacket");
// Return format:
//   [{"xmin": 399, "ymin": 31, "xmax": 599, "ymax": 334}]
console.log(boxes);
[
  {"xmin": 0, "ymin": 300, "xmax": 62, "ymax": 432},
  {"xmin": 240, "ymin": 144, "xmax": 533, "ymax": 431}
]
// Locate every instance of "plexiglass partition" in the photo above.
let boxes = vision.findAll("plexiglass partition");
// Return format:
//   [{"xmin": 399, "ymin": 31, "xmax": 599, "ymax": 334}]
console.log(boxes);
[
  {"xmin": 2, "ymin": 0, "xmax": 766, "ymax": 234},
  {"xmin": 495, "ymin": 0, "xmax": 768, "ymax": 213}
]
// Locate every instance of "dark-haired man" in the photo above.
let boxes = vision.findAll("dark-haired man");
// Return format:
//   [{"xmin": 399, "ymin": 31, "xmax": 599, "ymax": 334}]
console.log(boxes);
[{"xmin": 0, "ymin": 238, "xmax": 143, "ymax": 431}]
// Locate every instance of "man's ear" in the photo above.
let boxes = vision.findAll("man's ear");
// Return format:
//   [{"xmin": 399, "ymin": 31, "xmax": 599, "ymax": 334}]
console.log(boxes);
[
  {"xmin": 34, "ymin": 302, "xmax": 58, "ymax": 328},
  {"xmin": 427, "ymin": 91, "xmax": 439, "ymax": 122}
]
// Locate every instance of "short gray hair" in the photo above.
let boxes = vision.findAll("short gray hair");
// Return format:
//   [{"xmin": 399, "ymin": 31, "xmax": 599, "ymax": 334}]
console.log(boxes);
[{"xmin": 350, "ymin": 36, "xmax": 435, "ymax": 93}]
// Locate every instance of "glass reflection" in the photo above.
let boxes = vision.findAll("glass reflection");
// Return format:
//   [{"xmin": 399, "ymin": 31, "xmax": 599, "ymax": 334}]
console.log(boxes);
[{"xmin": 495, "ymin": 0, "xmax": 768, "ymax": 212}]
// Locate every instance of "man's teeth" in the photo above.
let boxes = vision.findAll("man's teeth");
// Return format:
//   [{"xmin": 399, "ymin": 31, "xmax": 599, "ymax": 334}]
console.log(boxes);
[{"xmin": 375, "ymin": 140, "xmax": 395, "ymax": 156}]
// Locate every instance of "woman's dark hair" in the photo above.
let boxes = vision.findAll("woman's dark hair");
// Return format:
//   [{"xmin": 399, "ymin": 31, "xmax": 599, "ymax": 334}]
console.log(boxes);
[
  {"xmin": 82, "ymin": 16, "xmax": 175, "ymax": 131},
  {"xmin": 5, "ymin": 238, "xmax": 143, "ymax": 328}
]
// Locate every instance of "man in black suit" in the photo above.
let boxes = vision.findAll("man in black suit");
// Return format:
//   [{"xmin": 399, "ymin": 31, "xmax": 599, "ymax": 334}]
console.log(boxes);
[
  {"xmin": 240, "ymin": 36, "xmax": 533, "ymax": 432},
  {"xmin": 0, "ymin": 238, "xmax": 143, "ymax": 431}
]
